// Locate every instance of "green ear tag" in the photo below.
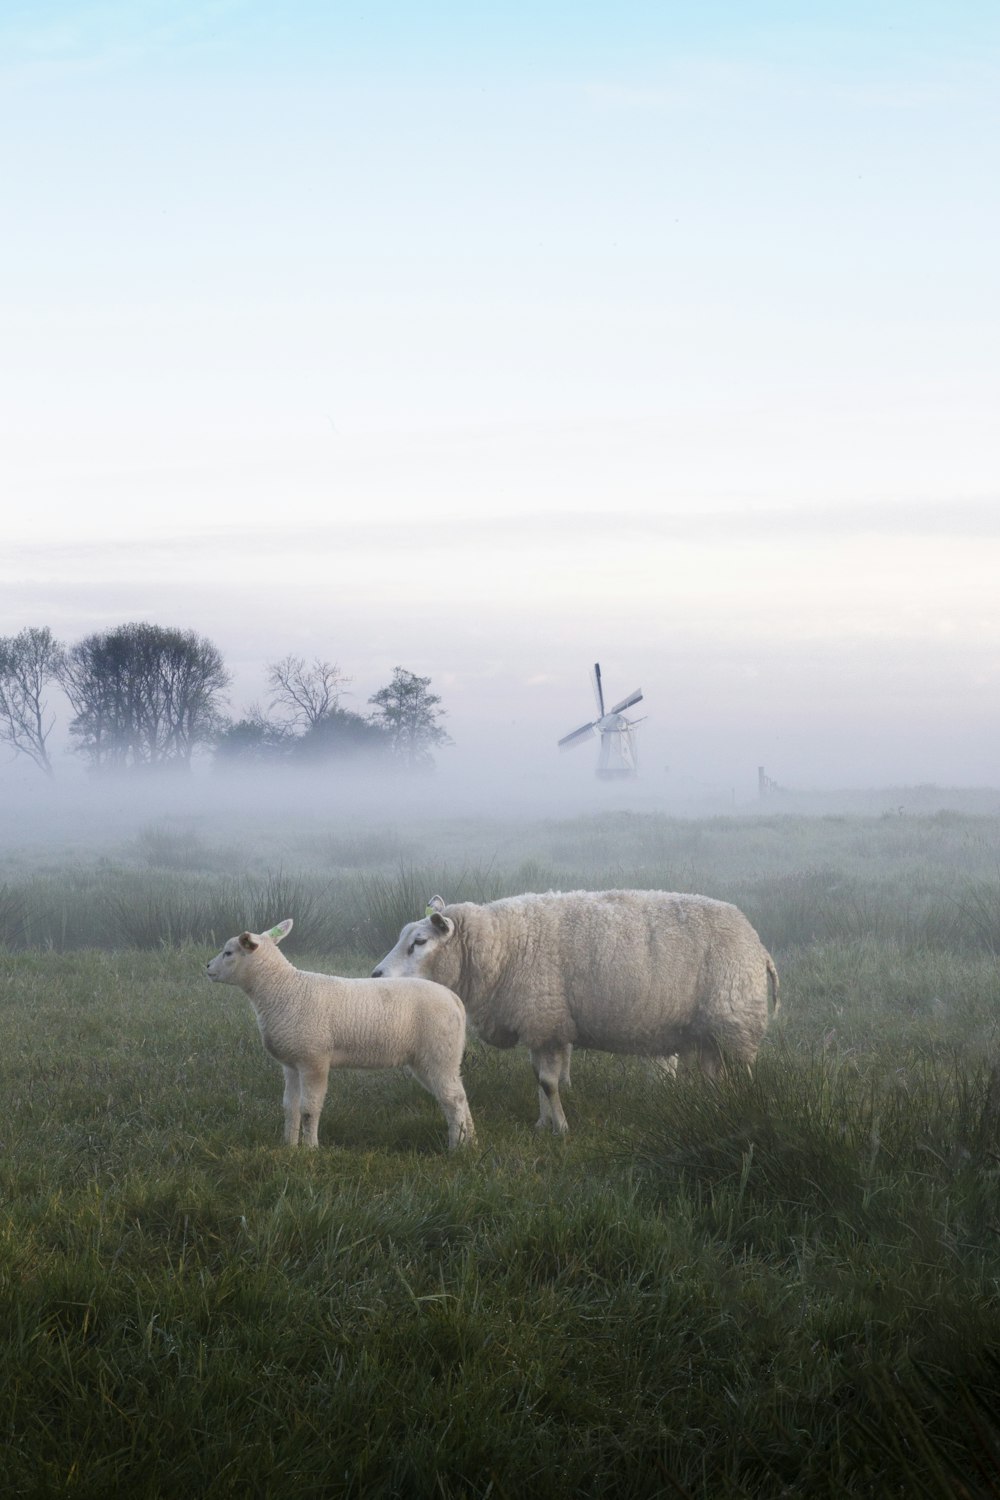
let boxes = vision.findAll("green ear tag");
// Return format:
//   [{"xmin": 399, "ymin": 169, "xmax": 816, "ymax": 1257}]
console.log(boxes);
[
  {"xmin": 268, "ymin": 924, "xmax": 286, "ymax": 939},
  {"xmin": 424, "ymin": 905, "xmax": 436, "ymax": 918}
]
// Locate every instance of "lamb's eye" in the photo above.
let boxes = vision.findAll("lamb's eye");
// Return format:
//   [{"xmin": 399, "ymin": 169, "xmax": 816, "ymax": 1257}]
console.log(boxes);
[{"xmin": 413, "ymin": 936, "xmax": 427, "ymax": 947}]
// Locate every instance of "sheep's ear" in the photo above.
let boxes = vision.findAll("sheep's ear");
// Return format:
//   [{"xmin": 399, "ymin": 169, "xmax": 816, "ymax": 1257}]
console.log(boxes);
[
  {"xmin": 426, "ymin": 895, "xmax": 447, "ymax": 915},
  {"xmin": 267, "ymin": 919, "xmax": 293, "ymax": 943},
  {"xmin": 239, "ymin": 932, "xmax": 259, "ymax": 952},
  {"xmin": 429, "ymin": 911, "xmax": 454, "ymax": 937}
]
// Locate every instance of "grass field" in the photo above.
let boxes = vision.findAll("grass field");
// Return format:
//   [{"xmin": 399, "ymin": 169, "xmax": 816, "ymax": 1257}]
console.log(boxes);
[{"xmin": 2, "ymin": 807, "xmax": 1000, "ymax": 1496}]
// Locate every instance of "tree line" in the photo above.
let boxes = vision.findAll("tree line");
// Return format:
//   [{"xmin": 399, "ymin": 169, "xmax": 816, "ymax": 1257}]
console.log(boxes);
[{"xmin": 0, "ymin": 624, "xmax": 450, "ymax": 778}]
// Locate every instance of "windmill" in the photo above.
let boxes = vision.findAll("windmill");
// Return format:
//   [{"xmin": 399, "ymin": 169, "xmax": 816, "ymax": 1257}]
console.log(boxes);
[{"xmin": 557, "ymin": 663, "xmax": 644, "ymax": 778}]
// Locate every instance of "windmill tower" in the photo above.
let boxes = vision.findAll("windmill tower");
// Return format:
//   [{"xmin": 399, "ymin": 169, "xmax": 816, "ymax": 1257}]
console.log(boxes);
[{"xmin": 557, "ymin": 663, "xmax": 644, "ymax": 778}]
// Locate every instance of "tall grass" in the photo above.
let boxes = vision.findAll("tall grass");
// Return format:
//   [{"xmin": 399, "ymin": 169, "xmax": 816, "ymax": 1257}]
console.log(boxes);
[
  {"xmin": 3, "ymin": 857, "xmax": 1000, "ymax": 962},
  {"xmin": 0, "ymin": 868, "xmax": 344, "ymax": 952}
]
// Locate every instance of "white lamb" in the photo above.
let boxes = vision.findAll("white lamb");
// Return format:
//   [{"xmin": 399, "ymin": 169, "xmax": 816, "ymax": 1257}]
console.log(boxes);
[{"xmin": 205, "ymin": 919, "xmax": 476, "ymax": 1150}]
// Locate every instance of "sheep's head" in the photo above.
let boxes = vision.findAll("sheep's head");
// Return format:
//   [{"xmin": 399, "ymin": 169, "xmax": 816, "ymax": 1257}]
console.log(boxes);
[
  {"xmin": 371, "ymin": 895, "xmax": 457, "ymax": 983},
  {"xmin": 206, "ymin": 919, "xmax": 293, "ymax": 986}
]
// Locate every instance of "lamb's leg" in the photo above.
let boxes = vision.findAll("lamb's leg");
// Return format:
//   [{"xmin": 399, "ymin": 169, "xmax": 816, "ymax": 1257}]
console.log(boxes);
[
  {"xmin": 530, "ymin": 1046, "xmax": 570, "ymax": 1136},
  {"xmin": 282, "ymin": 1065, "xmax": 302, "ymax": 1146},
  {"xmin": 440, "ymin": 1083, "xmax": 476, "ymax": 1149},
  {"xmin": 409, "ymin": 1062, "xmax": 477, "ymax": 1150},
  {"xmin": 650, "ymin": 1054, "xmax": 679, "ymax": 1078},
  {"xmin": 298, "ymin": 1062, "xmax": 331, "ymax": 1149}
]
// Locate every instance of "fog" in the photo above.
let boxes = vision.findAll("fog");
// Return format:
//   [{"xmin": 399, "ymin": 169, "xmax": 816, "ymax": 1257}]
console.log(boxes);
[{"xmin": 3, "ymin": 745, "xmax": 1000, "ymax": 884}]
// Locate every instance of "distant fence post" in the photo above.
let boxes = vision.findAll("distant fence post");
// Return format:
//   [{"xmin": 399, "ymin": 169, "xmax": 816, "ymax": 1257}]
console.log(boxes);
[{"xmin": 758, "ymin": 766, "xmax": 781, "ymax": 801}]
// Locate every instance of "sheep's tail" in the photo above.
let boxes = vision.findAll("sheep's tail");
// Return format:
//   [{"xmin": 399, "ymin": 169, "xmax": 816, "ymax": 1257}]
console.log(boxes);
[{"xmin": 766, "ymin": 956, "xmax": 781, "ymax": 1018}]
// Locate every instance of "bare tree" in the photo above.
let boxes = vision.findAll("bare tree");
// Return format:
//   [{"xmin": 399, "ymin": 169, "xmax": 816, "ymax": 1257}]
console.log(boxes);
[
  {"xmin": 367, "ymin": 666, "xmax": 452, "ymax": 770},
  {"xmin": 267, "ymin": 655, "xmax": 350, "ymax": 732},
  {"xmin": 61, "ymin": 622, "xmax": 230, "ymax": 772},
  {"xmin": 0, "ymin": 626, "xmax": 66, "ymax": 777}
]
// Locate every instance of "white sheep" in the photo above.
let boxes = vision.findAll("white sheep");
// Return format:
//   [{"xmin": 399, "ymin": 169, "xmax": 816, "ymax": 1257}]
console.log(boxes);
[
  {"xmin": 206, "ymin": 919, "xmax": 476, "ymax": 1150},
  {"xmin": 373, "ymin": 890, "xmax": 779, "ymax": 1135}
]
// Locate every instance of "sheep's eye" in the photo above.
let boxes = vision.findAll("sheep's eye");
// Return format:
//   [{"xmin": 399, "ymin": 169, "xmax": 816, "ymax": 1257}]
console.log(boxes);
[{"xmin": 414, "ymin": 936, "xmax": 427, "ymax": 947}]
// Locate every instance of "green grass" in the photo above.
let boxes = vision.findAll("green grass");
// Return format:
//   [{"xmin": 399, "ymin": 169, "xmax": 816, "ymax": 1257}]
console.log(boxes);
[{"xmin": 2, "ymin": 918, "xmax": 1000, "ymax": 1497}]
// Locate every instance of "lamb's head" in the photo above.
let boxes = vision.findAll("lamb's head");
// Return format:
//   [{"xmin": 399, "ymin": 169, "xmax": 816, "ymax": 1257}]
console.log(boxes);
[
  {"xmin": 206, "ymin": 918, "xmax": 293, "ymax": 986},
  {"xmin": 371, "ymin": 894, "xmax": 457, "ymax": 985}
]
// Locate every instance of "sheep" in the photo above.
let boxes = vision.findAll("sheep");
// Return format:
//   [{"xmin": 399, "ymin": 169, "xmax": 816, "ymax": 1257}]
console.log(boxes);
[
  {"xmin": 372, "ymin": 890, "xmax": 779, "ymax": 1135},
  {"xmin": 205, "ymin": 919, "xmax": 475, "ymax": 1150}
]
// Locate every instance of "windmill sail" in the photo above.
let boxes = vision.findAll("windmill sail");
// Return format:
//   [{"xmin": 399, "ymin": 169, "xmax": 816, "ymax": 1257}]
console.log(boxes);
[
  {"xmin": 558, "ymin": 720, "xmax": 598, "ymax": 748},
  {"xmin": 591, "ymin": 663, "xmax": 605, "ymax": 717},
  {"xmin": 608, "ymin": 688, "xmax": 643, "ymax": 715}
]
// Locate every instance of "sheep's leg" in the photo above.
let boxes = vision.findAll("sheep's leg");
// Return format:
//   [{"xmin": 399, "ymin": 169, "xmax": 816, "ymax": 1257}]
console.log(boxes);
[
  {"xmin": 695, "ymin": 1037, "xmax": 723, "ymax": 1082},
  {"xmin": 530, "ymin": 1047, "xmax": 570, "ymax": 1136},
  {"xmin": 650, "ymin": 1054, "xmax": 679, "ymax": 1078},
  {"xmin": 282, "ymin": 1065, "xmax": 302, "ymax": 1146},
  {"xmin": 531, "ymin": 1051, "xmax": 553, "ymax": 1131},
  {"xmin": 298, "ymin": 1062, "xmax": 331, "ymax": 1149},
  {"xmin": 560, "ymin": 1045, "xmax": 572, "ymax": 1088}
]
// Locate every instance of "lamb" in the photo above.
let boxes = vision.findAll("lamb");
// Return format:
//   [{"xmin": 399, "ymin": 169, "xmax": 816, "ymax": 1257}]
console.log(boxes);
[
  {"xmin": 372, "ymin": 890, "xmax": 779, "ymax": 1135},
  {"xmin": 205, "ymin": 919, "xmax": 475, "ymax": 1150}
]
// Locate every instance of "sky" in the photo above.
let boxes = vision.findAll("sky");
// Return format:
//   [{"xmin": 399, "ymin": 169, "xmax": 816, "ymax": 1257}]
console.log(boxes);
[{"xmin": 2, "ymin": 0, "xmax": 999, "ymax": 801}]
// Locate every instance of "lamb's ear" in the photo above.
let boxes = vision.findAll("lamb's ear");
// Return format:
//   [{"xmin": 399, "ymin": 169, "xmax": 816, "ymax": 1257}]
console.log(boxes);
[
  {"xmin": 426, "ymin": 895, "xmax": 447, "ymax": 915},
  {"xmin": 429, "ymin": 912, "xmax": 454, "ymax": 937},
  {"xmin": 267, "ymin": 919, "xmax": 293, "ymax": 944},
  {"xmin": 239, "ymin": 932, "xmax": 259, "ymax": 952}
]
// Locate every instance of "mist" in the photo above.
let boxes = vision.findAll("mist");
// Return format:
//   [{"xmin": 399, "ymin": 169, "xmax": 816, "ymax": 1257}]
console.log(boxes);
[{"xmin": 4, "ymin": 744, "xmax": 999, "ymax": 890}]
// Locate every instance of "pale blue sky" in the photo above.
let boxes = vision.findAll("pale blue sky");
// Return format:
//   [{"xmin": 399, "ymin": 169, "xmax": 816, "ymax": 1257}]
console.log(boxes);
[{"xmin": 2, "ymin": 2, "xmax": 999, "ymax": 794}]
